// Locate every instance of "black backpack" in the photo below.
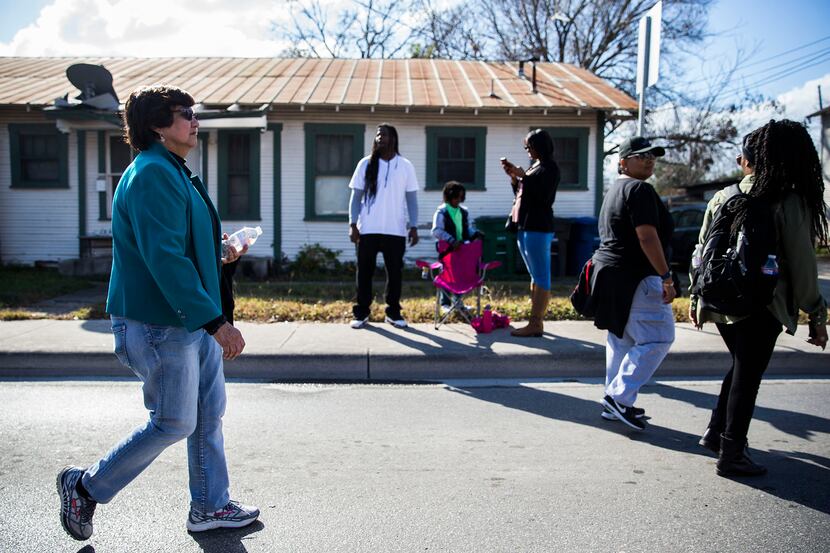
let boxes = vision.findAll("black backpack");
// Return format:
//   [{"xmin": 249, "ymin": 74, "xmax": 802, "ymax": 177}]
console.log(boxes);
[{"xmin": 690, "ymin": 185, "xmax": 779, "ymax": 316}]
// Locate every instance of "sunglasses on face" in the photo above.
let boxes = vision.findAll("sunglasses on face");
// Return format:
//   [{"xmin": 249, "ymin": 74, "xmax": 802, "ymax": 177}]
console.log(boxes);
[
  {"xmin": 174, "ymin": 106, "xmax": 197, "ymax": 121},
  {"xmin": 625, "ymin": 152, "xmax": 656, "ymax": 161}
]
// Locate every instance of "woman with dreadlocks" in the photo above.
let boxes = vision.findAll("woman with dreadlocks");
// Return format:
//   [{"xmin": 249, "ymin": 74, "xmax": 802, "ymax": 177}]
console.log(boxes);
[
  {"xmin": 690, "ymin": 120, "xmax": 828, "ymax": 477},
  {"xmin": 348, "ymin": 123, "xmax": 420, "ymax": 329}
]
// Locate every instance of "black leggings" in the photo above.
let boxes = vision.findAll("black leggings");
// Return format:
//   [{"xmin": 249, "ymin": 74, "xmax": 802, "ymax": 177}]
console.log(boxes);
[
  {"xmin": 708, "ymin": 310, "xmax": 782, "ymax": 442},
  {"xmin": 353, "ymin": 234, "xmax": 406, "ymax": 320}
]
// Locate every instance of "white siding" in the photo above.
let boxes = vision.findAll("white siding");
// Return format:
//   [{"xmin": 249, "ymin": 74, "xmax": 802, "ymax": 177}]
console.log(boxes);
[
  {"xmin": 274, "ymin": 112, "xmax": 599, "ymax": 263},
  {"xmin": 0, "ymin": 111, "xmax": 601, "ymax": 266},
  {"xmin": 0, "ymin": 123, "xmax": 79, "ymax": 264}
]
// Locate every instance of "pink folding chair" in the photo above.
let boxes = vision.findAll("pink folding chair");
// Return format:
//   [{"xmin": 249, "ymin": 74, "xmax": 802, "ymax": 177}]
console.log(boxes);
[{"xmin": 416, "ymin": 240, "xmax": 502, "ymax": 329}]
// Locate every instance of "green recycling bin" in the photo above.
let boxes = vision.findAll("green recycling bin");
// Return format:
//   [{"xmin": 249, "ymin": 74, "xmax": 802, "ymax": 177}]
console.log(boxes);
[{"xmin": 474, "ymin": 216, "xmax": 527, "ymax": 280}]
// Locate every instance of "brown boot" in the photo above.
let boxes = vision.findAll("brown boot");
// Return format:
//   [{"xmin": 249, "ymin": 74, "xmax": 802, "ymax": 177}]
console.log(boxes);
[{"xmin": 511, "ymin": 286, "xmax": 549, "ymax": 337}]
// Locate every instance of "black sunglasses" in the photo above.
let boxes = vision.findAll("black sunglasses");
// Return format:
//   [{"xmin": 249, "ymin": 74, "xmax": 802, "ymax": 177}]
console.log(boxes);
[{"xmin": 174, "ymin": 106, "xmax": 197, "ymax": 121}]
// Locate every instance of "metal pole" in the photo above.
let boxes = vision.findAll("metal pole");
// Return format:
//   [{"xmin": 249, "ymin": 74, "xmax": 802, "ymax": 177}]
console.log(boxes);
[{"xmin": 637, "ymin": 16, "xmax": 651, "ymax": 136}]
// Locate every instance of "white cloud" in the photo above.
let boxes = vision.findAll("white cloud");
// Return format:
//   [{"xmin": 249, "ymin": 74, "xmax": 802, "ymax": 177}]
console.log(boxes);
[{"xmin": 0, "ymin": 0, "xmax": 294, "ymax": 57}]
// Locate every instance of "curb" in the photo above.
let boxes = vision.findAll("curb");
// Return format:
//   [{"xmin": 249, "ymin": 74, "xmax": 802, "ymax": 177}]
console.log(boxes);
[{"xmin": 2, "ymin": 349, "xmax": 828, "ymax": 381}]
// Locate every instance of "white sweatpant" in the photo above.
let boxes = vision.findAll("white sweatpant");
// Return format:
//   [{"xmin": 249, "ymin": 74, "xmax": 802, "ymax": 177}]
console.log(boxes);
[{"xmin": 605, "ymin": 276, "xmax": 675, "ymax": 407}]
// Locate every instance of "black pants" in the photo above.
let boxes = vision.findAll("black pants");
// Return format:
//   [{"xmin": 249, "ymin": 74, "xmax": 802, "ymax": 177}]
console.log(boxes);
[
  {"xmin": 708, "ymin": 310, "xmax": 782, "ymax": 442},
  {"xmin": 353, "ymin": 234, "xmax": 406, "ymax": 320}
]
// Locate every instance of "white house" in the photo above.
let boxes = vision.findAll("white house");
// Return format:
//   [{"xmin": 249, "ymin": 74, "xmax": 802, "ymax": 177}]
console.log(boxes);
[{"xmin": 0, "ymin": 57, "xmax": 637, "ymax": 268}]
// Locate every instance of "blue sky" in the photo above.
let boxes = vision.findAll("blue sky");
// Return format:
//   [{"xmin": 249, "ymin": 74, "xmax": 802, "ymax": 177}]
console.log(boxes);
[
  {"xmin": 1, "ymin": 0, "xmax": 828, "ymax": 111},
  {"xmin": 690, "ymin": 0, "xmax": 830, "ymax": 104}
]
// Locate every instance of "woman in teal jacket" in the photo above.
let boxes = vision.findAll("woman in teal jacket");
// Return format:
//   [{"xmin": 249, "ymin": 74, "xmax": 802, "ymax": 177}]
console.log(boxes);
[{"xmin": 57, "ymin": 85, "xmax": 259, "ymax": 542}]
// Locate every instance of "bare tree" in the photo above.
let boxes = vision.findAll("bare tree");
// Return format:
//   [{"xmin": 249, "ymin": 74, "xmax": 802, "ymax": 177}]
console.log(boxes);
[
  {"xmin": 408, "ymin": 0, "xmax": 486, "ymax": 59},
  {"xmin": 276, "ymin": 0, "xmax": 416, "ymax": 58},
  {"xmin": 472, "ymin": 0, "xmax": 711, "ymax": 95}
]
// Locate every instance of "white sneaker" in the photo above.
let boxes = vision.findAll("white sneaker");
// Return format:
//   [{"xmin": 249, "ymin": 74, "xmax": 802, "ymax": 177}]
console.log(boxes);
[
  {"xmin": 186, "ymin": 500, "xmax": 260, "ymax": 532},
  {"xmin": 385, "ymin": 315, "xmax": 408, "ymax": 328},
  {"xmin": 350, "ymin": 317, "xmax": 369, "ymax": 329}
]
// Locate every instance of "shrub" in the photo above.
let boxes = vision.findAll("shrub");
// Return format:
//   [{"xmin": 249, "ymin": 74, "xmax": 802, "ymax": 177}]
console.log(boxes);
[{"xmin": 290, "ymin": 243, "xmax": 343, "ymax": 276}]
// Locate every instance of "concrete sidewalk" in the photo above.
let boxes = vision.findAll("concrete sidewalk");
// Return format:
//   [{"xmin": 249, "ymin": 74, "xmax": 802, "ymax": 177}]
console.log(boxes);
[{"xmin": 1, "ymin": 319, "xmax": 827, "ymax": 380}]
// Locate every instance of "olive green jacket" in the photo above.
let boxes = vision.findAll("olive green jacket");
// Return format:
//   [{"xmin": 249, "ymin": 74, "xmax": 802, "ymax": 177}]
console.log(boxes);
[{"xmin": 691, "ymin": 174, "xmax": 827, "ymax": 334}]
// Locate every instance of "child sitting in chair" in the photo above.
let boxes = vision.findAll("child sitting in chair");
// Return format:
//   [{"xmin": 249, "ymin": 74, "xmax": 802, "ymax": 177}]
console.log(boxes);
[{"xmin": 431, "ymin": 181, "xmax": 483, "ymax": 312}]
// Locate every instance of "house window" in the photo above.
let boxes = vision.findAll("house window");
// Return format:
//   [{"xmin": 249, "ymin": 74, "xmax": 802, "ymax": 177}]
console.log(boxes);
[
  {"xmin": 541, "ymin": 127, "xmax": 589, "ymax": 191},
  {"xmin": 218, "ymin": 129, "xmax": 260, "ymax": 220},
  {"xmin": 9, "ymin": 124, "xmax": 68, "ymax": 188},
  {"xmin": 425, "ymin": 126, "xmax": 486, "ymax": 190},
  {"xmin": 100, "ymin": 133, "xmax": 134, "ymax": 220},
  {"xmin": 304, "ymin": 123, "xmax": 364, "ymax": 221}
]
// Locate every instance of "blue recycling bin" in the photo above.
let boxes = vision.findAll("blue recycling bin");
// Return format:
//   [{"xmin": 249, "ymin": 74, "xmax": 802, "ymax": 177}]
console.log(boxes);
[{"xmin": 566, "ymin": 216, "xmax": 600, "ymax": 275}]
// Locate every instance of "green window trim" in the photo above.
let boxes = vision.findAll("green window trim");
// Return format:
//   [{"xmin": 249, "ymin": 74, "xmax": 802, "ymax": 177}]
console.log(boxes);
[
  {"xmin": 217, "ymin": 129, "xmax": 261, "ymax": 221},
  {"xmin": 198, "ymin": 133, "xmax": 209, "ymax": 191},
  {"xmin": 538, "ymin": 126, "xmax": 590, "ymax": 191},
  {"xmin": 425, "ymin": 126, "xmax": 487, "ymax": 191},
  {"xmin": 9, "ymin": 123, "xmax": 69, "ymax": 189},
  {"xmin": 304, "ymin": 123, "xmax": 365, "ymax": 222},
  {"xmin": 268, "ymin": 123, "xmax": 283, "ymax": 264}
]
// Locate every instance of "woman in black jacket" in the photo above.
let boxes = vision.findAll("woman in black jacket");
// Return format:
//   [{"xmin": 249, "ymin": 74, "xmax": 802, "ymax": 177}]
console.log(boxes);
[{"xmin": 500, "ymin": 129, "xmax": 561, "ymax": 337}]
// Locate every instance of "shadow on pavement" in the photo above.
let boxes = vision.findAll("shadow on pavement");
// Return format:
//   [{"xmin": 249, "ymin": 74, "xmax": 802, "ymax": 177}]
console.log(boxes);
[
  {"xmin": 451, "ymin": 383, "xmax": 830, "ymax": 516},
  {"xmin": 75, "ymin": 545, "xmax": 95, "ymax": 553},
  {"xmin": 80, "ymin": 320, "xmax": 111, "ymax": 334},
  {"xmin": 189, "ymin": 520, "xmax": 265, "ymax": 553},
  {"xmin": 447, "ymin": 384, "xmax": 708, "ymax": 457},
  {"xmin": 652, "ymin": 383, "xmax": 830, "ymax": 443},
  {"xmin": 366, "ymin": 323, "xmax": 603, "ymax": 357}
]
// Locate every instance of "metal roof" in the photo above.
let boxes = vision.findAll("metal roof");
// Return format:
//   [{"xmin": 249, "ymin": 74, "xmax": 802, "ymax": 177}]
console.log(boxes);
[{"xmin": 0, "ymin": 57, "xmax": 637, "ymax": 112}]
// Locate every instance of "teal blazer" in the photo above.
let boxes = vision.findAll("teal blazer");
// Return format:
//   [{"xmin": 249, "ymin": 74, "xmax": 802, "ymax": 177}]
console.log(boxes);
[{"xmin": 106, "ymin": 142, "xmax": 222, "ymax": 332}]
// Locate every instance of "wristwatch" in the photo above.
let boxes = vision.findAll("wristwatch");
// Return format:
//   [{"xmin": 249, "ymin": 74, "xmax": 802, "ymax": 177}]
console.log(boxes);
[{"xmin": 660, "ymin": 270, "xmax": 672, "ymax": 281}]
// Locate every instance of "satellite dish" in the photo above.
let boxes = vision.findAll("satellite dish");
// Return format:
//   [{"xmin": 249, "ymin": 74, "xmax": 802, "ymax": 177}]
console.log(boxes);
[{"xmin": 66, "ymin": 63, "xmax": 119, "ymax": 110}]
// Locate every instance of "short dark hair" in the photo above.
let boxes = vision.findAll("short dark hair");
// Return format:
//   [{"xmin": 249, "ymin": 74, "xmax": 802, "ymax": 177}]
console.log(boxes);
[
  {"xmin": 123, "ymin": 85, "xmax": 195, "ymax": 151},
  {"xmin": 443, "ymin": 180, "xmax": 466, "ymax": 203},
  {"xmin": 525, "ymin": 128, "xmax": 555, "ymax": 161}
]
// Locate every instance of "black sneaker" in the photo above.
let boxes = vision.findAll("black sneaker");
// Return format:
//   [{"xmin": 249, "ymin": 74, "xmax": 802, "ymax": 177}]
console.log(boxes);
[
  {"xmin": 601, "ymin": 405, "xmax": 646, "ymax": 421},
  {"xmin": 56, "ymin": 466, "xmax": 97, "ymax": 541},
  {"xmin": 601, "ymin": 395, "xmax": 645, "ymax": 431}
]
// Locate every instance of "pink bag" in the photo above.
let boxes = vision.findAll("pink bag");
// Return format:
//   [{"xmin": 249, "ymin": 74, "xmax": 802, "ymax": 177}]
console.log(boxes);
[{"xmin": 471, "ymin": 307, "xmax": 510, "ymax": 334}]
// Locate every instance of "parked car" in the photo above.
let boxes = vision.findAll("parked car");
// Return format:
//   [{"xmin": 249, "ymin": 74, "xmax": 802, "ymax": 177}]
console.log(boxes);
[{"xmin": 668, "ymin": 202, "xmax": 707, "ymax": 272}]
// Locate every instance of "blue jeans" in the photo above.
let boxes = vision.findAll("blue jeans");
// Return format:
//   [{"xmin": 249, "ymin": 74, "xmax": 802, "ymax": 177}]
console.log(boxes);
[
  {"xmin": 82, "ymin": 316, "xmax": 230, "ymax": 513},
  {"xmin": 516, "ymin": 231, "xmax": 554, "ymax": 290},
  {"xmin": 605, "ymin": 277, "xmax": 675, "ymax": 406}
]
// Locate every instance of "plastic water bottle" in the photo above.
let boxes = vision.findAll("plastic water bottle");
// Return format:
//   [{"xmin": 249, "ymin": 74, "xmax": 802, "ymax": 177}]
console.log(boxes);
[
  {"xmin": 225, "ymin": 226, "xmax": 263, "ymax": 254},
  {"xmin": 761, "ymin": 254, "xmax": 779, "ymax": 277},
  {"xmin": 481, "ymin": 304, "xmax": 493, "ymax": 333},
  {"xmin": 421, "ymin": 266, "xmax": 430, "ymax": 279},
  {"xmin": 691, "ymin": 244, "xmax": 703, "ymax": 270}
]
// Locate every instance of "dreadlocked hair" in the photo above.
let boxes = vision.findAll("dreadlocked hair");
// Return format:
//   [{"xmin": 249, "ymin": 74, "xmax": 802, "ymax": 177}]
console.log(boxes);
[
  {"xmin": 731, "ymin": 119, "xmax": 828, "ymax": 247},
  {"xmin": 365, "ymin": 124, "xmax": 400, "ymax": 200}
]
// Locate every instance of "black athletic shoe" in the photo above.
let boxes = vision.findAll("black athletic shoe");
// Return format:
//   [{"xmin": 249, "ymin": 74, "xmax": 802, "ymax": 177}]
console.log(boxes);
[
  {"xmin": 601, "ymin": 405, "xmax": 646, "ymax": 421},
  {"xmin": 601, "ymin": 395, "xmax": 645, "ymax": 431}
]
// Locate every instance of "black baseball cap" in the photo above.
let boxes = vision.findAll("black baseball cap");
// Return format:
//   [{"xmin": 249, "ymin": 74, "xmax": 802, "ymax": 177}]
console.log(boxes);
[{"xmin": 618, "ymin": 136, "xmax": 665, "ymax": 159}]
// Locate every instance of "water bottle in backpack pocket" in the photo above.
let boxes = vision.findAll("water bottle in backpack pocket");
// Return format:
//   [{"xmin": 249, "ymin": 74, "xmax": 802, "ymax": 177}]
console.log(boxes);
[{"xmin": 690, "ymin": 190, "xmax": 779, "ymax": 316}]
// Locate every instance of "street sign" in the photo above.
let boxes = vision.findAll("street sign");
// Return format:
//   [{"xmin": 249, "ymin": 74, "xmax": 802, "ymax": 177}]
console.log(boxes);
[
  {"xmin": 636, "ymin": 1, "xmax": 662, "ymax": 134},
  {"xmin": 636, "ymin": 1, "xmax": 662, "ymax": 94}
]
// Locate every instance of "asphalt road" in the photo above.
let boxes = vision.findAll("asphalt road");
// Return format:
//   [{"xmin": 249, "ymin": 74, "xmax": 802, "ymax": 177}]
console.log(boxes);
[{"xmin": 1, "ymin": 377, "xmax": 829, "ymax": 553}]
